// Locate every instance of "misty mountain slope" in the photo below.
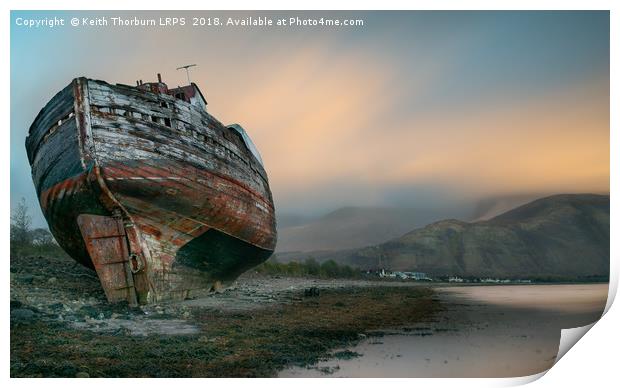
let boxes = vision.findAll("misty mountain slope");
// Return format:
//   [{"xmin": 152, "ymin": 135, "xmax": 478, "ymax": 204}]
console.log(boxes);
[
  {"xmin": 276, "ymin": 213, "xmax": 316, "ymax": 229},
  {"xmin": 334, "ymin": 194, "xmax": 610, "ymax": 279},
  {"xmin": 276, "ymin": 206, "xmax": 452, "ymax": 253},
  {"xmin": 470, "ymin": 194, "xmax": 543, "ymax": 221}
]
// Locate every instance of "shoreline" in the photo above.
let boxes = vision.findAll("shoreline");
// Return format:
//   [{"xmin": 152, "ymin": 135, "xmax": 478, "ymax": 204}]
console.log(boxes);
[
  {"xmin": 10, "ymin": 255, "xmax": 440, "ymax": 377},
  {"xmin": 11, "ymin": 285, "xmax": 440, "ymax": 377},
  {"xmin": 281, "ymin": 283, "xmax": 608, "ymax": 378},
  {"xmin": 10, "ymin": 255, "xmax": 609, "ymax": 377}
]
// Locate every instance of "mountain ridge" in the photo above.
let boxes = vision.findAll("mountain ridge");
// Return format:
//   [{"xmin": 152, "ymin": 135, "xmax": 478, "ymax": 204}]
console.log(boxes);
[
  {"xmin": 276, "ymin": 205, "xmax": 470, "ymax": 253},
  {"xmin": 277, "ymin": 194, "xmax": 609, "ymax": 280}
]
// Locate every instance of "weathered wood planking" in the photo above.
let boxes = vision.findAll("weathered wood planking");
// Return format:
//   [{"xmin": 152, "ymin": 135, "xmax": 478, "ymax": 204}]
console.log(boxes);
[{"xmin": 26, "ymin": 77, "xmax": 277, "ymax": 304}]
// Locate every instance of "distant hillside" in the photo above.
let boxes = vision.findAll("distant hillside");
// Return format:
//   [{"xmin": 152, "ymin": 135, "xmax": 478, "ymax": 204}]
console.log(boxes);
[
  {"xmin": 470, "ymin": 194, "xmax": 543, "ymax": 221},
  {"xmin": 276, "ymin": 213, "xmax": 316, "ymax": 229},
  {"xmin": 284, "ymin": 194, "xmax": 610, "ymax": 280},
  {"xmin": 276, "ymin": 206, "xmax": 468, "ymax": 253}
]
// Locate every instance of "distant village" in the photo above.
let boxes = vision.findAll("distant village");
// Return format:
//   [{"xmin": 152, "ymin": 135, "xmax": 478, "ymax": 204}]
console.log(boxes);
[{"xmin": 366, "ymin": 269, "xmax": 533, "ymax": 284}]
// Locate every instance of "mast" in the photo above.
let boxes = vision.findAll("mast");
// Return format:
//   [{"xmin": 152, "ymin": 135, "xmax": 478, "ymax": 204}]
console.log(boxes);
[{"xmin": 176, "ymin": 64, "xmax": 197, "ymax": 84}]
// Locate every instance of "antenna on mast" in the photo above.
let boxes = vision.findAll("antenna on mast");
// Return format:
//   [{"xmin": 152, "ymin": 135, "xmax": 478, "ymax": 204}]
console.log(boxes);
[{"xmin": 176, "ymin": 64, "xmax": 197, "ymax": 84}]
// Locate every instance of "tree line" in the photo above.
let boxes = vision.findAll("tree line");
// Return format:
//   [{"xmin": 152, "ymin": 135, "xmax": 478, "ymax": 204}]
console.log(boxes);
[
  {"xmin": 254, "ymin": 257, "xmax": 360, "ymax": 279},
  {"xmin": 10, "ymin": 198, "xmax": 63, "ymax": 257}
]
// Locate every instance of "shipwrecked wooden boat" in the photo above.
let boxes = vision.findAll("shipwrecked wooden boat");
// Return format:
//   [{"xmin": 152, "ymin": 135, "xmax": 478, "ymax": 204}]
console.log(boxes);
[{"xmin": 25, "ymin": 75, "xmax": 277, "ymax": 305}]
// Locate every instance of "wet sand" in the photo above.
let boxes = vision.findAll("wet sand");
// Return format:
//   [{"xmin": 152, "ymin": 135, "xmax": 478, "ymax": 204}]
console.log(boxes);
[{"xmin": 280, "ymin": 284, "xmax": 608, "ymax": 378}]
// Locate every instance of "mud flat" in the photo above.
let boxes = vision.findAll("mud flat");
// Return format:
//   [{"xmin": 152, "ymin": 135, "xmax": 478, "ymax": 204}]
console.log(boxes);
[
  {"xmin": 281, "ymin": 283, "xmax": 608, "ymax": 378},
  {"xmin": 11, "ymin": 255, "xmax": 607, "ymax": 378},
  {"xmin": 10, "ymin": 255, "xmax": 439, "ymax": 377}
]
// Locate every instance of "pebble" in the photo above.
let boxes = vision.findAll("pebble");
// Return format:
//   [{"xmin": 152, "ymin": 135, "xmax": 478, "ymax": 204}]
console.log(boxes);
[
  {"xmin": 48, "ymin": 277, "xmax": 57, "ymax": 284},
  {"xmin": 75, "ymin": 372, "xmax": 90, "ymax": 378}
]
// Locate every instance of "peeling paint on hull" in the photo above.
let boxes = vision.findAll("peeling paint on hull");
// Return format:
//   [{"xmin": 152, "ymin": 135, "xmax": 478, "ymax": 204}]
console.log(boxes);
[{"xmin": 26, "ymin": 77, "xmax": 277, "ymax": 304}]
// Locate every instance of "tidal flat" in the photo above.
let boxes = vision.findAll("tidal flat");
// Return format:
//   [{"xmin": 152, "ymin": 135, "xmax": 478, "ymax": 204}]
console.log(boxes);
[
  {"xmin": 10, "ymin": 255, "xmax": 607, "ymax": 378},
  {"xmin": 10, "ymin": 255, "xmax": 438, "ymax": 377}
]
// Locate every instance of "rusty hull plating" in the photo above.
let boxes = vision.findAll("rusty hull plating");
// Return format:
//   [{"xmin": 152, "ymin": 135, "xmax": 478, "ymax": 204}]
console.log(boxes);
[{"xmin": 25, "ymin": 76, "xmax": 277, "ymax": 305}]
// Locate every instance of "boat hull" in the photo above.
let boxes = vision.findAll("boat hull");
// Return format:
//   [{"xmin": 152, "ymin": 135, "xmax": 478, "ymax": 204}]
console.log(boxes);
[{"xmin": 26, "ymin": 77, "xmax": 277, "ymax": 304}]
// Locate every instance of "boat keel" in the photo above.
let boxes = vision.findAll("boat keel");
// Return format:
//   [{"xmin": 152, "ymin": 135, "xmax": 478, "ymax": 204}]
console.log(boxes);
[{"xmin": 77, "ymin": 214, "xmax": 149, "ymax": 305}]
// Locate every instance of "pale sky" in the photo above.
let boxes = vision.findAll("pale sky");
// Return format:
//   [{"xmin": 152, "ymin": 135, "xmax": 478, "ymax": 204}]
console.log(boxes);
[{"xmin": 11, "ymin": 11, "xmax": 609, "ymax": 227}]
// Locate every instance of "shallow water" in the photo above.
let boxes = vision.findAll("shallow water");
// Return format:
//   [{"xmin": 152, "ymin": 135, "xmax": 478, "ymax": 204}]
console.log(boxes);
[{"xmin": 280, "ymin": 284, "xmax": 608, "ymax": 378}]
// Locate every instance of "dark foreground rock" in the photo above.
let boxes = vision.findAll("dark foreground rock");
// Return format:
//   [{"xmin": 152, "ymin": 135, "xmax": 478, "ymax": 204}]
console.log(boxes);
[{"xmin": 11, "ymin": 308, "xmax": 36, "ymax": 322}]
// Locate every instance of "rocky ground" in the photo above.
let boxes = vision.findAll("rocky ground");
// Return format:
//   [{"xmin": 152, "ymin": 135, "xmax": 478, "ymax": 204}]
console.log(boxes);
[{"xmin": 10, "ymin": 254, "xmax": 439, "ymax": 377}]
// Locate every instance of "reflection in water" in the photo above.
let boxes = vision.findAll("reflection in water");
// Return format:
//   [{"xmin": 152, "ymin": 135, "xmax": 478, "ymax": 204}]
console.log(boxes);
[{"xmin": 280, "ymin": 284, "xmax": 608, "ymax": 378}]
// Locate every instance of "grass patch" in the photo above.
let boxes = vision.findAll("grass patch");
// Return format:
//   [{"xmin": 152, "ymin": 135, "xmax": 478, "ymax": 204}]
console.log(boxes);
[{"xmin": 330, "ymin": 350, "xmax": 362, "ymax": 360}]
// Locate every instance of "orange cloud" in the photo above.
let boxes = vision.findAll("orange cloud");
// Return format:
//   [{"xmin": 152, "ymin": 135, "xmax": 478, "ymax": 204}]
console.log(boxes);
[
  {"xmin": 372, "ymin": 76, "xmax": 609, "ymax": 197},
  {"xmin": 106, "ymin": 28, "xmax": 608, "ymax": 205}
]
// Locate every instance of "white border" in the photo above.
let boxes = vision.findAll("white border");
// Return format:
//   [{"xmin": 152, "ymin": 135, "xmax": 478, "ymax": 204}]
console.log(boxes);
[
  {"xmin": 3, "ymin": 1, "xmax": 617, "ymax": 387},
  {"xmin": 0, "ymin": 0, "xmax": 617, "ymax": 11}
]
